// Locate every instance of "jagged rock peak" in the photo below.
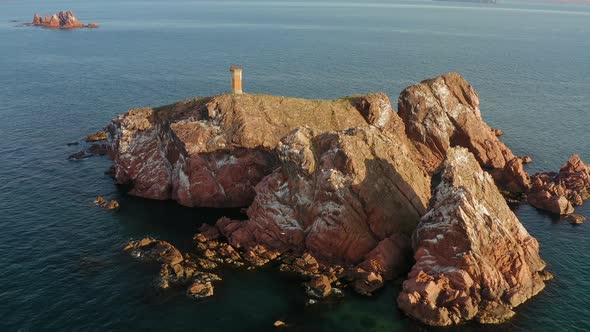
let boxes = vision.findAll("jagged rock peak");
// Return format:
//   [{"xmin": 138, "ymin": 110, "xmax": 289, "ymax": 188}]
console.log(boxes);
[
  {"xmin": 397, "ymin": 147, "xmax": 549, "ymax": 326},
  {"xmin": 398, "ymin": 72, "xmax": 529, "ymax": 193}
]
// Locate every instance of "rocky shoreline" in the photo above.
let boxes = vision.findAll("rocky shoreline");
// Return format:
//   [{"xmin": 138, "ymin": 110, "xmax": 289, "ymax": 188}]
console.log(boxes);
[{"xmin": 100, "ymin": 73, "xmax": 588, "ymax": 326}]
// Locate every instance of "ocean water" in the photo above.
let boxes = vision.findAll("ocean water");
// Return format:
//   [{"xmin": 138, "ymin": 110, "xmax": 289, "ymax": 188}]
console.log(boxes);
[{"xmin": 1, "ymin": 0, "xmax": 589, "ymax": 331}]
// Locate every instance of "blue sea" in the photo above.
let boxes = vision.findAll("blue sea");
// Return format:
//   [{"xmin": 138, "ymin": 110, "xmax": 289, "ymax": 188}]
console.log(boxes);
[{"xmin": 1, "ymin": 0, "xmax": 589, "ymax": 330}]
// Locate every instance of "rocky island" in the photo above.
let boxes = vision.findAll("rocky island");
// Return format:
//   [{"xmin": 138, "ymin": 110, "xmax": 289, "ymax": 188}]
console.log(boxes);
[
  {"xmin": 101, "ymin": 72, "xmax": 589, "ymax": 326},
  {"xmin": 28, "ymin": 11, "xmax": 98, "ymax": 29}
]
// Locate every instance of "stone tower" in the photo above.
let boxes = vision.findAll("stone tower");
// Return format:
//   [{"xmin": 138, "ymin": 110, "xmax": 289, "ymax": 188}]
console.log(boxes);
[{"xmin": 230, "ymin": 65, "xmax": 243, "ymax": 94}]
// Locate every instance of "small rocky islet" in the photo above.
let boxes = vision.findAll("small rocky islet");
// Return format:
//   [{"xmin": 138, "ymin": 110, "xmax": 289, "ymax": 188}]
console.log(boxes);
[
  {"xmin": 26, "ymin": 10, "xmax": 98, "ymax": 29},
  {"xmin": 91, "ymin": 72, "xmax": 589, "ymax": 326}
]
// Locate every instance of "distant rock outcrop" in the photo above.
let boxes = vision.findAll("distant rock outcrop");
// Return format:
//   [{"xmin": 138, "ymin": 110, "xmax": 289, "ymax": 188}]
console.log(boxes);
[
  {"xmin": 397, "ymin": 147, "xmax": 550, "ymax": 326},
  {"xmin": 29, "ymin": 11, "xmax": 98, "ymax": 29}
]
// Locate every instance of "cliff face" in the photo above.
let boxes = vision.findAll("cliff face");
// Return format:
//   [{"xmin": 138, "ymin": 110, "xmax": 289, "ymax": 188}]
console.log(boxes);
[
  {"xmin": 215, "ymin": 125, "xmax": 431, "ymax": 290},
  {"xmin": 397, "ymin": 147, "xmax": 549, "ymax": 326},
  {"xmin": 106, "ymin": 93, "xmax": 396, "ymax": 207},
  {"xmin": 398, "ymin": 73, "xmax": 529, "ymax": 193}
]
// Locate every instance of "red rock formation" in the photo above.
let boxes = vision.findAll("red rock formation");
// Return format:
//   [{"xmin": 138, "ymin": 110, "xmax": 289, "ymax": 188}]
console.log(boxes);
[
  {"xmin": 398, "ymin": 72, "xmax": 530, "ymax": 193},
  {"xmin": 29, "ymin": 11, "xmax": 96, "ymax": 29},
  {"xmin": 103, "ymin": 73, "xmax": 558, "ymax": 317},
  {"xmin": 398, "ymin": 147, "xmax": 550, "ymax": 326},
  {"xmin": 528, "ymin": 154, "xmax": 590, "ymax": 215},
  {"xmin": 106, "ymin": 93, "xmax": 400, "ymax": 208},
  {"xmin": 214, "ymin": 125, "xmax": 430, "ymax": 292}
]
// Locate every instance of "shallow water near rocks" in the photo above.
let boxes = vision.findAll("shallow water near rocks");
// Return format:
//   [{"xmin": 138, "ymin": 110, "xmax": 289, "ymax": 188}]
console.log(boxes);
[{"xmin": 1, "ymin": 0, "xmax": 589, "ymax": 331}]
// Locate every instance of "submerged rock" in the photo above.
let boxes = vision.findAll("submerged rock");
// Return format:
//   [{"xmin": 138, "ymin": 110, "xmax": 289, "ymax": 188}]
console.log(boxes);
[
  {"xmin": 397, "ymin": 72, "xmax": 530, "ymax": 193},
  {"xmin": 88, "ymin": 143, "xmax": 108, "ymax": 156},
  {"xmin": 68, "ymin": 151, "xmax": 90, "ymax": 160},
  {"xmin": 528, "ymin": 155, "xmax": 590, "ymax": 215},
  {"xmin": 397, "ymin": 147, "xmax": 549, "ymax": 326}
]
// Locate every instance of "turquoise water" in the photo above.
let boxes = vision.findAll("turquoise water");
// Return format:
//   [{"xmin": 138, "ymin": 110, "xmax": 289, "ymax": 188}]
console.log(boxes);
[{"xmin": 1, "ymin": 0, "xmax": 589, "ymax": 330}]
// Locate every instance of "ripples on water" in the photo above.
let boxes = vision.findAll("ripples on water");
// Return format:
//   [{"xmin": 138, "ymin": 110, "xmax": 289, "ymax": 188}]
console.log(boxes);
[{"xmin": 0, "ymin": 0, "xmax": 589, "ymax": 330}]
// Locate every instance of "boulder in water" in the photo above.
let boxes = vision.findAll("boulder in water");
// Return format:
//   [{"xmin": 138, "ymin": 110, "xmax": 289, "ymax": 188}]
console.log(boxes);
[{"xmin": 528, "ymin": 155, "xmax": 590, "ymax": 215}]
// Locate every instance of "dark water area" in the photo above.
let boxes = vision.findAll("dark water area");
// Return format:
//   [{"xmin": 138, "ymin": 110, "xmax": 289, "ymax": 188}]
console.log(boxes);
[{"xmin": 1, "ymin": 0, "xmax": 589, "ymax": 331}]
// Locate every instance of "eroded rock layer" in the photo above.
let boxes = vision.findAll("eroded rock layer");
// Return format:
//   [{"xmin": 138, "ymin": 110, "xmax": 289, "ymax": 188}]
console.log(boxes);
[
  {"xmin": 397, "ymin": 147, "xmax": 549, "ymax": 326},
  {"xmin": 106, "ymin": 93, "xmax": 397, "ymax": 207}
]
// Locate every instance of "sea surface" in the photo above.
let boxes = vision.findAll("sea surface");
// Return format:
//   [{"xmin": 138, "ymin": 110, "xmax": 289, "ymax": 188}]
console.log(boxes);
[{"xmin": 1, "ymin": 0, "xmax": 589, "ymax": 331}]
